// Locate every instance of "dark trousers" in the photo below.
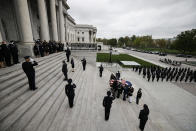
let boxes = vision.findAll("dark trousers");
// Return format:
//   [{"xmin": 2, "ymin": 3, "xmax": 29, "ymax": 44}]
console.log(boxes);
[
  {"xmin": 66, "ymin": 55, "xmax": 70, "ymax": 62},
  {"xmin": 136, "ymin": 97, "xmax": 140, "ymax": 104},
  {"xmin": 68, "ymin": 96, "xmax": 74, "ymax": 108},
  {"xmin": 12, "ymin": 53, "xmax": 19, "ymax": 64},
  {"xmin": 105, "ymin": 107, "xmax": 111, "ymax": 120},
  {"xmin": 5, "ymin": 56, "xmax": 11, "ymax": 66},
  {"xmin": 27, "ymin": 73, "xmax": 36, "ymax": 90},
  {"xmin": 139, "ymin": 119, "xmax": 148, "ymax": 131},
  {"xmin": 99, "ymin": 71, "xmax": 102, "ymax": 77},
  {"xmin": 63, "ymin": 72, "xmax": 68, "ymax": 80},
  {"xmin": 83, "ymin": 65, "xmax": 86, "ymax": 71}
]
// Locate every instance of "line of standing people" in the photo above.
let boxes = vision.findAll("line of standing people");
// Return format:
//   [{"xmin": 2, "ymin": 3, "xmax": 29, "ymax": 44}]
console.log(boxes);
[{"xmin": 0, "ymin": 41, "xmax": 19, "ymax": 68}]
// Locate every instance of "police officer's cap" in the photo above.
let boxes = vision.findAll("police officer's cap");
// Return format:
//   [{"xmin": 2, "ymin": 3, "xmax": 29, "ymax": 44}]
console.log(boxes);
[{"xmin": 24, "ymin": 56, "xmax": 30, "ymax": 59}]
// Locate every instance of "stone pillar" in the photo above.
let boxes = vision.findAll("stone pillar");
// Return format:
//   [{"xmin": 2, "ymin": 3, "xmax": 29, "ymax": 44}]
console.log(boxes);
[
  {"xmin": 50, "ymin": 0, "xmax": 58, "ymax": 41},
  {"xmin": 37, "ymin": 0, "xmax": 50, "ymax": 41},
  {"xmin": 14, "ymin": 0, "xmax": 34, "ymax": 56},
  {"xmin": 59, "ymin": 0, "xmax": 65, "ymax": 43},
  {"xmin": 0, "ymin": 30, "xmax": 2, "ymax": 42}
]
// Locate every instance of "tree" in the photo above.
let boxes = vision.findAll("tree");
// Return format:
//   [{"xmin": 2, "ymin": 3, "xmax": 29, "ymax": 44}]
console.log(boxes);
[
  {"xmin": 156, "ymin": 39, "xmax": 166, "ymax": 52},
  {"xmin": 174, "ymin": 29, "xmax": 196, "ymax": 53}
]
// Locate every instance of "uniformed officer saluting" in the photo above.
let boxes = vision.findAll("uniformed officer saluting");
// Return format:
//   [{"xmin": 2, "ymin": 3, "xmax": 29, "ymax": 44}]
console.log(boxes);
[
  {"xmin": 65, "ymin": 79, "xmax": 76, "ymax": 108},
  {"xmin": 22, "ymin": 56, "xmax": 38, "ymax": 91},
  {"xmin": 103, "ymin": 91, "xmax": 115, "ymax": 121}
]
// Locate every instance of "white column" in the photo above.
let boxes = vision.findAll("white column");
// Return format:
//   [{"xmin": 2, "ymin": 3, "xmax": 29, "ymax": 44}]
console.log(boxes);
[
  {"xmin": 14, "ymin": 0, "xmax": 34, "ymax": 56},
  {"xmin": 59, "ymin": 0, "xmax": 65, "ymax": 43},
  {"xmin": 37, "ymin": 0, "xmax": 50, "ymax": 41},
  {"xmin": 50, "ymin": 0, "xmax": 58, "ymax": 41},
  {"xmin": 0, "ymin": 30, "xmax": 2, "ymax": 42},
  {"xmin": 14, "ymin": 0, "xmax": 34, "ymax": 43}
]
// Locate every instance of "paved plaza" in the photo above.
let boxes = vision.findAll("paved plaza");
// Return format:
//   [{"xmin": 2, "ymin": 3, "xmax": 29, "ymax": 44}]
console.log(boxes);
[{"xmin": 0, "ymin": 51, "xmax": 195, "ymax": 131}]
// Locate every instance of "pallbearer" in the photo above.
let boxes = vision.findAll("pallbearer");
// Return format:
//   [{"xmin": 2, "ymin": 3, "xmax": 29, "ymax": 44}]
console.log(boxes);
[{"xmin": 22, "ymin": 56, "xmax": 38, "ymax": 91}]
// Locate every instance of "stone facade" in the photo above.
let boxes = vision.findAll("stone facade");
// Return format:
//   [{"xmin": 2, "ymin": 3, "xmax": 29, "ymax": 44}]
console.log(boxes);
[{"xmin": 0, "ymin": 0, "xmax": 97, "ymax": 56}]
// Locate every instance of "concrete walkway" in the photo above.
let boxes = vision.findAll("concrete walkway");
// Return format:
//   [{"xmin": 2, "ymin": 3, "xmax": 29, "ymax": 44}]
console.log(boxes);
[{"xmin": 0, "ymin": 51, "xmax": 195, "ymax": 131}]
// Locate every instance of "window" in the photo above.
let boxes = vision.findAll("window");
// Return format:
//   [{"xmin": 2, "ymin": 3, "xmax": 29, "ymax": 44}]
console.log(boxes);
[
  {"xmin": 78, "ymin": 32, "xmax": 79, "ymax": 34},
  {"xmin": 82, "ymin": 37, "xmax": 84, "ymax": 42},
  {"xmin": 78, "ymin": 37, "xmax": 80, "ymax": 42},
  {"xmin": 82, "ymin": 32, "xmax": 84, "ymax": 34}
]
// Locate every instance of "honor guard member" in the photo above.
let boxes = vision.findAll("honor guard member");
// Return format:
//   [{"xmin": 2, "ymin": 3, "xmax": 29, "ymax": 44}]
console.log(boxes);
[
  {"xmin": 152, "ymin": 73, "xmax": 155, "ymax": 82},
  {"xmin": 99, "ymin": 64, "xmax": 104, "ymax": 77},
  {"xmin": 22, "ymin": 56, "xmax": 38, "ymax": 90},
  {"xmin": 81, "ymin": 57, "xmax": 87, "ymax": 71},
  {"xmin": 9, "ymin": 41, "xmax": 19, "ymax": 64},
  {"xmin": 62, "ymin": 61, "xmax": 68, "ymax": 81},
  {"xmin": 1, "ymin": 41, "xmax": 11, "ymax": 66},
  {"xmin": 66, "ymin": 47, "xmax": 71, "ymax": 62},
  {"xmin": 139, "ymin": 104, "xmax": 150, "ymax": 131},
  {"xmin": 103, "ymin": 91, "xmax": 115, "ymax": 121},
  {"xmin": 65, "ymin": 79, "xmax": 76, "ymax": 108},
  {"xmin": 136, "ymin": 88, "xmax": 142, "ymax": 105},
  {"xmin": 147, "ymin": 72, "xmax": 151, "ymax": 82}
]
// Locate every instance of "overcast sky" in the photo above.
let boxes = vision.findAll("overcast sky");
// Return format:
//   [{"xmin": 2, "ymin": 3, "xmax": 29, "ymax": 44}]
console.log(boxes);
[{"xmin": 67, "ymin": 0, "xmax": 196, "ymax": 39}]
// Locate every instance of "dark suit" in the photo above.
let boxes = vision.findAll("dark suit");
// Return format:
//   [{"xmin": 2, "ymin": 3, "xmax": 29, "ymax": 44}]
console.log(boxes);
[
  {"xmin": 22, "ymin": 61, "xmax": 38, "ymax": 90},
  {"xmin": 1, "ymin": 44, "xmax": 11, "ymax": 66},
  {"xmin": 65, "ymin": 83, "xmax": 76, "ymax": 108},
  {"xmin": 139, "ymin": 108, "xmax": 149, "ymax": 131},
  {"xmin": 103, "ymin": 96, "xmax": 114, "ymax": 120},
  {"xmin": 62, "ymin": 63, "xmax": 68, "ymax": 80}
]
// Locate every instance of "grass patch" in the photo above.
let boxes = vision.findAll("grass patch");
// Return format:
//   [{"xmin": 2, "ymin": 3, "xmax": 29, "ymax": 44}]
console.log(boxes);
[{"xmin": 96, "ymin": 53, "xmax": 158, "ymax": 68}]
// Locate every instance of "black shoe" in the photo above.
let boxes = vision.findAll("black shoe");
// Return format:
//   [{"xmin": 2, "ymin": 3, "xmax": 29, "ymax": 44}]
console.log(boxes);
[{"xmin": 33, "ymin": 87, "xmax": 38, "ymax": 90}]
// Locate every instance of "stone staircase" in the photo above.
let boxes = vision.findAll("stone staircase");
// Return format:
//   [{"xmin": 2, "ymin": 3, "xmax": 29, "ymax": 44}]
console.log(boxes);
[{"xmin": 0, "ymin": 52, "xmax": 87, "ymax": 131}]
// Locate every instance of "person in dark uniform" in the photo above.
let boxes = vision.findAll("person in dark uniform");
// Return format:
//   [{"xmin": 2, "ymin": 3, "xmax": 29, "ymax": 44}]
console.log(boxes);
[
  {"xmin": 147, "ymin": 73, "xmax": 151, "ymax": 82},
  {"xmin": 152, "ymin": 73, "xmax": 155, "ymax": 82},
  {"xmin": 99, "ymin": 64, "xmax": 104, "ymax": 77},
  {"xmin": 62, "ymin": 61, "xmax": 68, "ymax": 81},
  {"xmin": 81, "ymin": 57, "xmax": 86, "ymax": 71},
  {"xmin": 39, "ymin": 42, "xmax": 45, "ymax": 57},
  {"xmin": 103, "ymin": 91, "xmax": 115, "ymax": 121},
  {"xmin": 71, "ymin": 58, "xmax": 74, "ymax": 72},
  {"xmin": 0, "ymin": 44, "xmax": 5, "ymax": 68},
  {"xmin": 66, "ymin": 47, "xmax": 71, "ymax": 62},
  {"xmin": 22, "ymin": 56, "xmax": 38, "ymax": 90},
  {"xmin": 1, "ymin": 41, "xmax": 11, "ymax": 66},
  {"xmin": 9, "ymin": 41, "xmax": 19, "ymax": 64},
  {"xmin": 136, "ymin": 88, "xmax": 142, "ymax": 105},
  {"xmin": 139, "ymin": 104, "xmax": 150, "ymax": 131},
  {"xmin": 65, "ymin": 79, "xmax": 76, "ymax": 108},
  {"xmin": 33, "ymin": 42, "xmax": 40, "ymax": 58}
]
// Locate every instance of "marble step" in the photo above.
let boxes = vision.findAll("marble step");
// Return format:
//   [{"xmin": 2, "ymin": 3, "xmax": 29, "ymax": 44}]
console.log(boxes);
[
  {"xmin": 0, "ymin": 58, "xmax": 80, "ymax": 131},
  {"xmin": 0, "ymin": 52, "xmax": 64, "ymax": 85},
  {"xmin": 0, "ymin": 52, "xmax": 64, "ymax": 77},
  {"xmin": 24, "ymin": 61, "xmax": 83, "ymax": 131}
]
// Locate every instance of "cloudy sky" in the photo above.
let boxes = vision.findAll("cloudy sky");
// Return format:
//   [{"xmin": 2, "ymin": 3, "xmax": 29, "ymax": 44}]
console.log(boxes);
[{"xmin": 67, "ymin": 0, "xmax": 196, "ymax": 39}]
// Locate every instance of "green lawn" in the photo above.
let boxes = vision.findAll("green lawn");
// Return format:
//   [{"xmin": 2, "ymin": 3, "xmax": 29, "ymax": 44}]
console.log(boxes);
[{"xmin": 96, "ymin": 53, "xmax": 158, "ymax": 68}]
